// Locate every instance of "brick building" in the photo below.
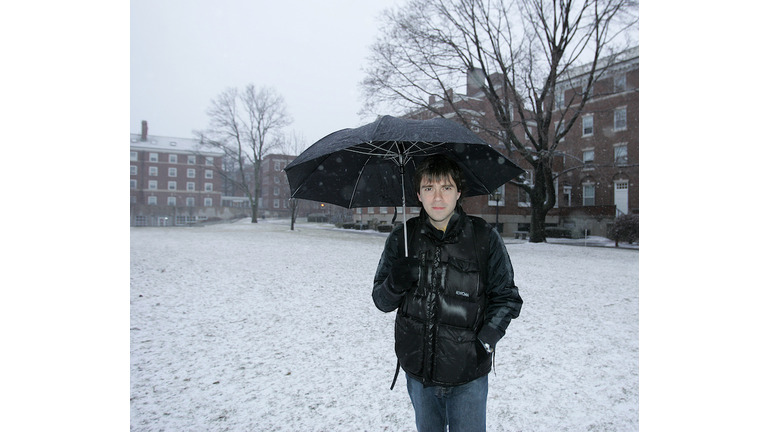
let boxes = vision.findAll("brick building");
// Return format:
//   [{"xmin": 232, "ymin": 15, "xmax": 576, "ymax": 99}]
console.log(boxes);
[
  {"xmin": 130, "ymin": 121, "xmax": 238, "ymax": 226},
  {"xmin": 357, "ymin": 46, "xmax": 639, "ymax": 237},
  {"xmin": 553, "ymin": 47, "xmax": 639, "ymax": 236}
]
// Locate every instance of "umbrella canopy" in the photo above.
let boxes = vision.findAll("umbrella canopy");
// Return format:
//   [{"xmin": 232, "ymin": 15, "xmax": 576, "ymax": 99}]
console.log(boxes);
[{"xmin": 285, "ymin": 115, "xmax": 524, "ymax": 209}]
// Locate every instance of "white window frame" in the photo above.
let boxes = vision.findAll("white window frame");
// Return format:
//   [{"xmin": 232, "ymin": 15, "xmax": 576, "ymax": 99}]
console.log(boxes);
[
  {"xmin": 130, "ymin": 165, "xmax": 137, "ymax": 175},
  {"xmin": 168, "ymin": 181, "xmax": 177, "ymax": 190},
  {"xmin": 168, "ymin": 167, "xmax": 177, "ymax": 177},
  {"xmin": 488, "ymin": 185, "xmax": 505, "ymax": 206},
  {"xmin": 518, "ymin": 170, "xmax": 532, "ymax": 207},
  {"xmin": 380, "ymin": 207, "xmax": 388, "ymax": 214},
  {"xmin": 187, "ymin": 169, "xmax": 195, "ymax": 178},
  {"xmin": 186, "ymin": 197, "xmax": 195, "ymax": 207},
  {"xmin": 614, "ymin": 107, "xmax": 627, "ymax": 131},
  {"xmin": 582, "ymin": 149, "xmax": 595, "ymax": 165},
  {"xmin": 130, "ymin": 151, "xmax": 138, "ymax": 161},
  {"xmin": 148, "ymin": 180, "xmax": 157, "ymax": 190},
  {"xmin": 148, "ymin": 196, "xmax": 157, "ymax": 205},
  {"xmin": 563, "ymin": 185, "xmax": 572, "ymax": 207},
  {"xmin": 167, "ymin": 196, "xmax": 176, "ymax": 206},
  {"xmin": 204, "ymin": 197, "xmax": 213, "ymax": 207},
  {"xmin": 169, "ymin": 154, "xmax": 178, "ymax": 163},
  {"xmin": 130, "ymin": 179, "xmax": 137, "ymax": 189},
  {"xmin": 149, "ymin": 166, "xmax": 158, "ymax": 176},
  {"xmin": 205, "ymin": 183, "xmax": 213, "ymax": 192},
  {"xmin": 582, "ymin": 115, "xmax": 594, "ymax": 137},
  {"xmin": 149, "ymin": 153, "xmax": 158, "ymax": 162},
  {"xmin": 188, "ymin": 155, "xmax": 196, "ymax": 164},
  {"xmin": 614, "ymin": 74, "xmax": 626, "ymax": 92},
  {"xmin": 205, "ymin": 157, "xmax": 214, "ymax": 166},
  {"xmin": 583, "ymin": 183, "xmax": 595, "ymax": 206},
  {"xmin": 187, "ymin": 182, "xmax": 195, "ymax": 191},
  {"xmin": 614, "ymin": 143, "xmax": 628, "ymax": 165},
  {"xmin": 205, "ymin": 169, "xmax": 213, "ymax": 179},
  {"xmin": 274, "ymin": 199, "xmax": 280, "ymax": 208},
  {"xmin": 555, "ymin": 91, "xmax": 564, "ymax": 109}
]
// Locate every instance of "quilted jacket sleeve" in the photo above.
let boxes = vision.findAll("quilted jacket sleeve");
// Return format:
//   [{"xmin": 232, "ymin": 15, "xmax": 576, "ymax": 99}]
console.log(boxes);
[
  {"xmin": 371, "ymin": 224, "xmax": 405, "ymax": 312},
  {"xmin": 476, "ymin": 228, "xmax": 523, "ymax": 348}
]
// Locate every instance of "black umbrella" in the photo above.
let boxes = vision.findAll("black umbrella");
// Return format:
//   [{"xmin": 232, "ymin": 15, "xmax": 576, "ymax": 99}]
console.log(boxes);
[{"xmin": 285, "ymin": 115, "xmax": 524, "ymax": 255}]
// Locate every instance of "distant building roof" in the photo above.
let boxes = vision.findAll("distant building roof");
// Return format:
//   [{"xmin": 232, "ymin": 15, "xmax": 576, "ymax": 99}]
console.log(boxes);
[{"xmin": 130, "ymin": 133, "xmax": 224, "ymax": 156}]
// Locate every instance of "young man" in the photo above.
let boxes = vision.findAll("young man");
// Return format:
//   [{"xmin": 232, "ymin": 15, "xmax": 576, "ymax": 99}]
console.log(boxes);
[{"xmin": 372, "ymin": 155, "xmax": 523, "ymax": 432}]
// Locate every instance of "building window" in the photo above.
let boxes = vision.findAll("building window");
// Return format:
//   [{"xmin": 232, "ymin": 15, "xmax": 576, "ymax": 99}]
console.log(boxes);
[
  {"xmin": 186, "ymin": 197, "xmax": 195, "ymax": 206},
  {"xmin": 555, "ymin": 91, "xmax": 564, "ymax": 109},
  {"xmin": 518, "ymin": 170, "xmax": 532, "ymax": 207},
  {"xmin": 368, "ymin": 207, "xmax": 374, "ymax": 214},
  {"xmin": 563, "ymin": 185, "xmax": 572, "ymax": 207},
  {"xmin": 131, "ymin": 195, "xmax": 137, "ymax": 204},
  {"xmin": 168, "ymin": 196, "xmax": 176, "ymax": 206},
  {"xmin": 204, "ymin": 198, "xmax": 213, "ymax": 206},
  {"xmin": 188, "ymin": 155, "xmax": 196, "ymax": 164},
  {"xmin": 130, "ymin": 179, "xmax": 137, "ymax": 189},
  {"xmin": 135, "ymin": 215, "xmax": 147, "ymax": 226},
  {"xmin": 169, "ymin": 154, "xmax": 177, "ymax": 163},
  {"xmin": 583, "ymin": 184, "xmax": 595, "ymax": 206},
  {"xmin": 168, "ymin": 181, "xmax": 177, "ymax": 190},
  {"xmin": 205, "ymin": 169, "xmax": 213, "ymax": 179},
  {"xmin": 148, "ymin": 196, "xmax": 157, "ymax": 205},
  {"xmin": 130, "ymin": 165, "xmax": 137, "ymax": 175},
  {"xmin": 130, "ymin": 151, "xmax": 138, "ymax": 161},
  {"xmin": 614, "ymin": 107, "xmax": 627, "ymax": 131},
  {"xmin": 149, "ymin": 153, "xmax": 158, "ymax": 162},
  {"xmin": 614, "ymin": 144, "xmax": 628, "ymax": 165},
  {"xmin": 205, "ymin": 183, "xmax": 213, "ymax": 192},
  {"xmin": 206, "ymin": 157, "xmax": 214, "ymax": 166},
  {"xmin": 582, "ymin": 115, "xmax": 593, "ymax": 137},
  {"xmin": 148, "ymin": 180, "xmax": 157, "ymax": 190},
  {"xmin": 274, "ymin": 161, "xmax": 281, "ymax": 171},
  {"xmin": 582, "ymin": 149, "xmax": 595, "ymax": 165},
  {"xmin": 380, "ymin": 207, "xmax": 388, "ymax": 214},
  {"xmin": 555, "ymin": 123, "xmax": 565, "ymax": 143},
  {"xmin": 187, "ymin": 182, "xmax": 195, "ymax": 191},
  {"xmin": 614, "ymin": 74, "xmax": 626, "ymax": 92},
  {"xmin": 489, "ymin": 185, "xmax": 505, "ymax": 206},
  {"xmin": 169, "ymin": 167, "xmax": 177, "ymax": 177},
  {"xmin": 187, "ymin": 169, "xmax": 195, "ymax": 178},
  {"xmin": 149, "ymin": 166, "xmax": 158, "ymax": 176},
  {"xmin": 274, "ymin": 199, "xmax": 280, "ymax": 208}
]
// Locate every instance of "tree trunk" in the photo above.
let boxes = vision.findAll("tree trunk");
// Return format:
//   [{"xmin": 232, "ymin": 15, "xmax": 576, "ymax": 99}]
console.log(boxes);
[
  {"xmin": 251, "ymin": 202, "xmax": 259, "ymax": 223},
  {"xmin": 529, "ymin": 201, "xmax": 548, "ymax": 243}
]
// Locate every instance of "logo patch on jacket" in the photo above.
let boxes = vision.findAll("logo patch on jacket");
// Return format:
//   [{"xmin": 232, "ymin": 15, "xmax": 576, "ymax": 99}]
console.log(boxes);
[{"xmin": 455, "ymin": 290, "xmax": 470, "ymax": 297}]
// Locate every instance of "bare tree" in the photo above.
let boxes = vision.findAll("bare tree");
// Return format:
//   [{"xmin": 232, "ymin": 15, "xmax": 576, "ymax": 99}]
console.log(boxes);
[
  {"xmin": 195, "ymin": 85, "xmax": 292, "ymax": 223},
  {"xmin": 274, "ymin": 130, "xmax": 309, "ymax": 230},
  {"xmin": 361, "ymin": 0, "xmax": 638, "ymax": 242}
]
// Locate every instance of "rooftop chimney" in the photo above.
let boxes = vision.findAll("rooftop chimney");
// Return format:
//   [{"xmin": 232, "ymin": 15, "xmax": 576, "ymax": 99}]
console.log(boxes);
[{"xmin": 141, "ymin": 121, "xmax": 148, "ymax": 141}]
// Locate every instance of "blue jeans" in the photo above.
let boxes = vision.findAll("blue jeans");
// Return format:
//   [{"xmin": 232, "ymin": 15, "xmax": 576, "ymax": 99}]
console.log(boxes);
[{"xmin": 405, "ymin": 373, "xmax": 488, "ymax": 432}]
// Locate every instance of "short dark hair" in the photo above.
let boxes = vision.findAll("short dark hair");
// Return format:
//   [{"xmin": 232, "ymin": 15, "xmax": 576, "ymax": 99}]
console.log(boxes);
[{"xmin": 413, "ymin": 155, "xmax": 465, "ymax": 197}]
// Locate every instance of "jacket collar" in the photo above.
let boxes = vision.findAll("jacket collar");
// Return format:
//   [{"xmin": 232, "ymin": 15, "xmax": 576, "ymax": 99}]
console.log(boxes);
[{"xmin": 418, "ymin": 206, "xmax": 467, "ymax": 242}]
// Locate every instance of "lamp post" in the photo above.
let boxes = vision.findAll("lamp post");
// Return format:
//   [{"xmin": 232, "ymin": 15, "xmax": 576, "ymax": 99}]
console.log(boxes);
[{"xmin": 490, "ymin": 190, "xmax": 502, "ymax": 231}]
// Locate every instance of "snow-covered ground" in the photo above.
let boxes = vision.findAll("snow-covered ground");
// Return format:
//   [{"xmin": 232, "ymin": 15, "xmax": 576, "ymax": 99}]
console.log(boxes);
[{"xmin": 130, "ymin": 218, "xmax": 639, "ymax": 431}]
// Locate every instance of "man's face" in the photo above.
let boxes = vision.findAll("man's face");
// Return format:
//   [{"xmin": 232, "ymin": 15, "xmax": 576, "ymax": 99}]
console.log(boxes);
[{"xmin": 417, "ymin": 175, "xmax": 461, "ymax": 230}]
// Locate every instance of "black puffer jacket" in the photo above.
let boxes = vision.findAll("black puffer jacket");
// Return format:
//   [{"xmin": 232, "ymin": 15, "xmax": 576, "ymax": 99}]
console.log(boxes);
[{"xmin": 372, "ymin": 207, "xmax": 523, "ymax": 387}]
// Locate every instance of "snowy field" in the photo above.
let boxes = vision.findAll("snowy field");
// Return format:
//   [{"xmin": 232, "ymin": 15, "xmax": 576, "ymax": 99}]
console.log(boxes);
[{"xmin": 130, "ymin": 219, "xmax": 639, "ymax": 431}]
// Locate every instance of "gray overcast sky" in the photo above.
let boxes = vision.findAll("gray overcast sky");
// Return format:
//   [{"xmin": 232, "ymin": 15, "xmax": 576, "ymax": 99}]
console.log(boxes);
[{"xmin": 131, "ymin": 0, "xmax": 402, "ymax": 146}]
